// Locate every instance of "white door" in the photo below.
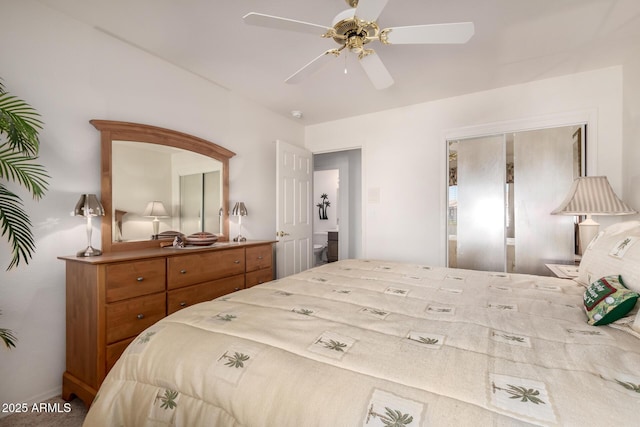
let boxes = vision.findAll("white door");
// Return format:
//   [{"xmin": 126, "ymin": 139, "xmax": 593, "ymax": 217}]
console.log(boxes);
[{"xmin": 276, "ymin": 140, "xmax": 313, "ymax": 278}]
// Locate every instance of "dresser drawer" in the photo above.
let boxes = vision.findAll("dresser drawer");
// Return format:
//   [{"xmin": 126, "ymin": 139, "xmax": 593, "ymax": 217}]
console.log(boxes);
[
  {"xmin": 246, "ymin": 268, "xmax": 273, "ymax": 288},
  {"xmin": 167, "ymin": 248, "xmax": 245, "ymax": 289},
  {"xmin": 105, "ymin": 292, "xmax": 165, "ymax": 344},
  {"xmin": 246, "ymin": 244, "xmax": 272, "ymax": 272},
  {"xmin": 105, "ymin": 259, "xmax": 166, "ymax": 303},
  {"xmin": 106, "ymin": 337, "xmax": 134, "ymax": 374},
  {"xmin": 167, "ymin": 275, "xmax": 245, "ymax": 314}
]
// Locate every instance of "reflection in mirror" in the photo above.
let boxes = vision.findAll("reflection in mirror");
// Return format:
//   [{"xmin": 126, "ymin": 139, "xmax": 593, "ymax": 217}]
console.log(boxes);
[
  {"xmin": 92, "ymin": 119, "xmax": 235, "ymax": 254},
  {"xmin": 112, "ymin": 141, "xmax": 223, "ymax": 242},
  {"xmin": 180, "ymin": 171, "xmax": 221, "ymax": 236},
  {"xmin": 447, "ymin": 124, "xmax": 586, "ymax": 276}
]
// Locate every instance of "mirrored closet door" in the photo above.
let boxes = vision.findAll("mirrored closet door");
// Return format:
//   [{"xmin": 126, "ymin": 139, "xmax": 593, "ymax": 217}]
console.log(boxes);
[{"xmin": 447, "ymin": 125, "xmax": 585, "ymax": 275}]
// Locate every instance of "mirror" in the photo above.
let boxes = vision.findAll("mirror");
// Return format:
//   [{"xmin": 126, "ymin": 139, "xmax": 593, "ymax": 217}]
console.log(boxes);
[{"xmin": 92, "ymin": 120, "xmax": 235, "ymax": 253}]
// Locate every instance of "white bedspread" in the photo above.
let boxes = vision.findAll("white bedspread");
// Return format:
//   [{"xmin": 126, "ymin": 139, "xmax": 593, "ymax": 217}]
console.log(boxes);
[{"xmin": 84, "ymin": 259, "xmax": 640, "ymax": 426}]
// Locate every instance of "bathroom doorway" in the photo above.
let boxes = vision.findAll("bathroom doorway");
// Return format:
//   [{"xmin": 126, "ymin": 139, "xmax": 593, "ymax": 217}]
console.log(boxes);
[{"xmin": 312, "ymin": 149, "xmax": 362, "ymax": 266}]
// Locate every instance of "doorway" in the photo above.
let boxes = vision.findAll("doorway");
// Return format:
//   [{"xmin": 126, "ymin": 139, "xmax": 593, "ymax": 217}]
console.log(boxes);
[{"xmin": 313, "ymin": 149, "xmax": 362, "ymax": 266}]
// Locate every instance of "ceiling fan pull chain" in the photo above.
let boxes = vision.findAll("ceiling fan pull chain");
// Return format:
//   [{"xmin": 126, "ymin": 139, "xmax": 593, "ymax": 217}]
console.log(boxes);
[{"xmin": 344, "ymin": 54, "xmax": 348, "ymax": 74}]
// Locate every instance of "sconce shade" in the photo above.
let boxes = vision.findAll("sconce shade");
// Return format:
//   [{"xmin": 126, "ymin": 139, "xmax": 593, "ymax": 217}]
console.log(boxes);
[
  {"xmin": 551, "ymin": 176, "xmax": 636, "ymax": 216},
  {"xmin": 232, "ymin": 202, "xmax": 248, "ymax": 216},
  {"xmin": 74, "ymin": 194, "xmax": 105, "ymax": 217},
  {"xmin": 143, "ymin": 201, "xmax": 169, "ymax": 218}
]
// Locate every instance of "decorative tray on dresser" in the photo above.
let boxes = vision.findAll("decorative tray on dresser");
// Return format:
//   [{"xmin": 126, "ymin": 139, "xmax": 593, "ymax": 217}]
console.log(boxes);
[{"xmin": 59, "ymin": 240, "xmax": 275, "ymax": 408}]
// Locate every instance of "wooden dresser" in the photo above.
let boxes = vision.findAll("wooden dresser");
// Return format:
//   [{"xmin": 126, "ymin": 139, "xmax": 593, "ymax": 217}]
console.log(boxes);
[{"xmin": 59, "ymin": 240, "xmax": 274, "ymax": 407}]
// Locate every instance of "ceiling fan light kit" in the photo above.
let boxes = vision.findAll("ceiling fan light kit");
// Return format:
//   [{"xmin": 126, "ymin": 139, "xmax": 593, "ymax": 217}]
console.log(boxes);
[{"xmin": 243, "ymin": 0, "xmax": 474, "ymax": 89}]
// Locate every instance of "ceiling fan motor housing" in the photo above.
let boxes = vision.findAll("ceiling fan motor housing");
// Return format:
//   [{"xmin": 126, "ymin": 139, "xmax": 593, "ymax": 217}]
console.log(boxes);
[{"xmin": 331, "ymin": 8, "xmax": 378, "ymax": 50}]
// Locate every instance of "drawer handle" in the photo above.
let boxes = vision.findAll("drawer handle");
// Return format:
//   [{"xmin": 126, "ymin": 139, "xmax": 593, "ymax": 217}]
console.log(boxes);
[
  {"xmin": 179, "ymin": 301, "xmax": 187, "ymax": 307},
  {"xmin": 136, "ymin": 313, "xmax": 145, "ymax": 320},
  {"xmin": 136, "ymin": 277, "xmax": 144, "ymax": 282},
  {"xmin": 234, "ymin": 260, "xmax": 240, "ymax": 264},
  {"xmin": 234, "ymin": 287, "xmax": 240, "ymax": 291},
  {"xmin": 180, "ymin": 269, "xmax": 187, "ymax": 274},
  {"xmin": 257, "ymin": 256, "xmax": 263, "ymax": 260}
]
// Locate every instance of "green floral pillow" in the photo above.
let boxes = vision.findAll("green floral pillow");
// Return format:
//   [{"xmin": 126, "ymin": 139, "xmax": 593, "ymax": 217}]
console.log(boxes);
[{"xmin": 584, "ymin": 275, "xmax": 639, "ymax": 326}]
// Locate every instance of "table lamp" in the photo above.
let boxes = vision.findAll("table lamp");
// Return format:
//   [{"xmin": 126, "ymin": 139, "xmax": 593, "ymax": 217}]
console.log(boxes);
[
  {"xmin": 74, "ymin": 194, "xmax": 105, "ymax": 257},
  {"xmin": 232, "ymin": 202, "xmax": 248, "ymax": 242},
  {"xmin": 143, "ymin": 201, "xmax": 169, "ymax": 239}
]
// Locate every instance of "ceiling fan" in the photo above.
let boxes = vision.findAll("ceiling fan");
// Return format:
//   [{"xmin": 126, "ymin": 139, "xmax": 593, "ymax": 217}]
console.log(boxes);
[{"xmin": 243, "ymin": 0, "xmax": 474, "ymax": 90}]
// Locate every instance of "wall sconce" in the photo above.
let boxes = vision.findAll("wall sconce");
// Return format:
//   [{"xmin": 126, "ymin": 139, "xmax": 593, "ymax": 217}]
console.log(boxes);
[
  {"xmin": 232, "ymin": 202, "xmax": 248, "ymax": 242},
  {"xmin": 143, "ymin": 201, "xmax": 169, "ymax": 239},
  {"xmin": 74, "ymin": 194, "xmax": 105, "ymax": 257},
  {"xmin": 552, "ymin": 176, "xmax": 636, "ymax": 254}
]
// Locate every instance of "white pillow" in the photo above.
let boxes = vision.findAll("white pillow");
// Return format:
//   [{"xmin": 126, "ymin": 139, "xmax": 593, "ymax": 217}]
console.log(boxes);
[
  {"xmin": 634, "ymin": 310, "xmax": 640, "ymax": 333},
  {"xmin": 578, "ymin": 220, "xmax": 640, "ymax": 293}
]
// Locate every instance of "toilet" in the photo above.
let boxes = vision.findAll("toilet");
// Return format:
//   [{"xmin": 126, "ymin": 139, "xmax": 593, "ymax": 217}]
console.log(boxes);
[
  {"xmin": 313, "ymin": 244, "xmax": 327, "ymax": 266},
  {"xmin": 313, "ymin": 232, "xmax": 328, "ymax": 266}
]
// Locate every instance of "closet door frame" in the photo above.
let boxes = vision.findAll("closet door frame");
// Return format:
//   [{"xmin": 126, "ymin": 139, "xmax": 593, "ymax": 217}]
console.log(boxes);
[{"xmin": 443, "ymin": 111, "xmax": 594, "ymax": 270}]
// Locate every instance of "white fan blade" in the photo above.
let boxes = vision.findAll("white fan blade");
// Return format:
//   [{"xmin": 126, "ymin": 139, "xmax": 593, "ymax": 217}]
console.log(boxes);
[
  {"xmin": 384, "ymin": 22, "xmax": 474, "ymax": 44},
  {"xmin": 359, "ymin": 52, "xmax": 394, "ymax": 90},
  {"xmin": 243, "ymin": 12, "xmax": 330, "ymax": 35},
  {"xmin": 355, "ymin": 0, "xmax": 389, "ymax": 22},
  {"xmin": 285, "ymin": 50, "xmax": 340, "ymax": 84}
]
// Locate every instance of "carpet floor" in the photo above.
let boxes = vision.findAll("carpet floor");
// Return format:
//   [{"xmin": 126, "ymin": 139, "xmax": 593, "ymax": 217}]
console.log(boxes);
[{"xmin": 0, "ymin": 396, "xmax": 86, "ymax": 427}]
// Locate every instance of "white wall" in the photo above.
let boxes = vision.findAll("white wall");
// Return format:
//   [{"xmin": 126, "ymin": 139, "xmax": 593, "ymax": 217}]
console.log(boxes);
[
  {"xmin": 0, "ymin": 0, "xmax": 303, "ymax": 409},
  {"xmin": 306, "ymin": 66, "xmax": 627, "ymax": 265},
  {"xmin": 623, "ymin": 57, "xmax": 640, "ymax": 213}
]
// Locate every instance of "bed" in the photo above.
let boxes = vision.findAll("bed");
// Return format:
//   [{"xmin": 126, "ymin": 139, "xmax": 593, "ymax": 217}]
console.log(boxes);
[{"xmin": 84, "ymin": 222, "xmax": 640, "ymax": 426}]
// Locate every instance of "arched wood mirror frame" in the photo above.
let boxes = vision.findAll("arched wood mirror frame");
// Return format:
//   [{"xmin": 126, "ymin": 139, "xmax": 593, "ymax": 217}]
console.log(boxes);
[{"xmin": 92, "ymin": 120, "xmax": 235, "ymax": 253}]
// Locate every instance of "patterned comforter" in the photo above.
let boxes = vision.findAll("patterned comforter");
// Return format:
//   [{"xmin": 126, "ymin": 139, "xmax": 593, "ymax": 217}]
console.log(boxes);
[{"xmin": 84, "ymin": 259, "xmax": 639, "ymax": 426}]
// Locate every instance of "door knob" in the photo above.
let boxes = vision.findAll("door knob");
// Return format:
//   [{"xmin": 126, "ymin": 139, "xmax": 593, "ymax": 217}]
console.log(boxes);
[{"xmin": 276, "ymin": 231, "xmax": 290, "ymax": 237}]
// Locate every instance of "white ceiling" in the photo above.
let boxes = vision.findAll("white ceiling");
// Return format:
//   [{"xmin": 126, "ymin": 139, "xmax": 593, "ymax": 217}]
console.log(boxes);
[{"xmin": 39, "ymin": 0, "xmax": 640, "ymax": 125}]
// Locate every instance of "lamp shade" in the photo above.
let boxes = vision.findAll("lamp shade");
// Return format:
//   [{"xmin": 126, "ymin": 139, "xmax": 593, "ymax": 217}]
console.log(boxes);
[
  {"xmin": 552, "ymin": 176, "xmax": 636, "ymax": 255},
  {"xmin": 551, "ymin": 176, "xmax": 636, "ymax": 216},
  {"xmin": 74, "ymin": 194, "xmax": 105, "ymax": 217},
  {"xmin": 143, "ymin": 201, "xmax": 169, "ymax": 218},
  {"xmin": 232, "ymin": 202, "xmax": 248, "ymax": 216}
]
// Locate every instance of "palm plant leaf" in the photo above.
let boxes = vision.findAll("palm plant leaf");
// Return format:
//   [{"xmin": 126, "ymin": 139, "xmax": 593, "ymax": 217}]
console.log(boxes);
[
  {"xmin": 0, "ymin": 184, "xmax": 35, "ymax": 269},
  {"xmin": 0, "ymin": 327, "xmax": 17, "ymax": 348},
  {"xmin": 0, "ymin": 310, "xmax": 17, "ymax": 349},
  {"xmin": 0, "ymin": 146, "xmax": 49, "ymax": 199},
  {"xmin": 0, "ymin": 81, "xmax": 43, "ymax": 157},
  {"xmin": 0, "ymin": 79, "xmax": 47, "ymax": 348}
]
